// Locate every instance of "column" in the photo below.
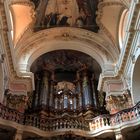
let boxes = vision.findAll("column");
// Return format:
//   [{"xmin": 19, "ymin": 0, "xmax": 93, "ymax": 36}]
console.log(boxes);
[
  {"xmin": 82, "ymin": 71, "xmax": 93, "ymax": 108},
  {"xmin": 40, "ymin": 71, "xmax": 50, "ymax": 107},
  {"xmin": 76, "ymin": 72, "xmax": 82, "ymax": 109},
  {"xmin": 34, "ymin": 74, "xmax": 41, "ymax": 107},
  {"xmin": 49, "ymin": 71, "xmax": 55, "ymax": 108},
  {"xmin": 91, "ymin": 74, "xmax": 97, "ymax": 108},
  {"xmin": 78, "ymin": 92, "xmax": 82, "ymax": 109},
  {"xmin": 49, "ymin": 81, "xmax": 54, "ymax": 108},
  {"xmin": 13, "ymin": 130, "xmax": 23, "ymax": 140},
  {"xmin": 76, "ymin": 72, "xmax": 81, "ymax": 92}
]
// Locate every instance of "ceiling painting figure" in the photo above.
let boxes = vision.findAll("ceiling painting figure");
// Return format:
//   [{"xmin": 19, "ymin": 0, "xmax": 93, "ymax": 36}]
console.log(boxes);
[{"xmin": 32, "ymin": 0, "xmax": 99, "ymax": 32}]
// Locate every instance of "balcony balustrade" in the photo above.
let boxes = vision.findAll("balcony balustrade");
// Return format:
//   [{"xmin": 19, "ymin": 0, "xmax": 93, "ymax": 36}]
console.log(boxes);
[{"xmin": 0, "ymin": 101, "xmax": 140, "ymax": 134}]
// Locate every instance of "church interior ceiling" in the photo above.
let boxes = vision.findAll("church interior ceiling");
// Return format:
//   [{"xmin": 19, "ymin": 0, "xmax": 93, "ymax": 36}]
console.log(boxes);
[{"xmin": 31, "ymin": 0, "xmax": 99, "ymax": 32}]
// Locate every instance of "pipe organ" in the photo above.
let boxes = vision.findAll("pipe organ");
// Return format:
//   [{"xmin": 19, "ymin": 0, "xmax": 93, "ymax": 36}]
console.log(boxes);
[{"xmin": 32, "ymin": 67, "xmax": 99, "ymax": 117}]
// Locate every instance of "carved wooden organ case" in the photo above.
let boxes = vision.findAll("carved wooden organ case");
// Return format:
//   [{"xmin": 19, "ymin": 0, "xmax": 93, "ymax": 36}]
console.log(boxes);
[{"xmin": 29, "ymin": 50, "xmax": 104, "ymax": 118}]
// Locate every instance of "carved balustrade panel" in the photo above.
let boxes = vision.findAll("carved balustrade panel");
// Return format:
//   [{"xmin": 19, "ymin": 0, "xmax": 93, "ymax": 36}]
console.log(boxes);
[{"xmin": 0, "ymin": 101, "xmax": 140, "ymax": 133}]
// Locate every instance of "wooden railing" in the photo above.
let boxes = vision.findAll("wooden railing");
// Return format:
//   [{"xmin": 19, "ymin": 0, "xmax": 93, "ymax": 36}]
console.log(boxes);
[
  {"xmin": 24, "ymin": 115, "xmax": 89, "ymax": 131},
  {"xmin": 0, "ymin": 102, "xmax": 140, "ymax": 132}
]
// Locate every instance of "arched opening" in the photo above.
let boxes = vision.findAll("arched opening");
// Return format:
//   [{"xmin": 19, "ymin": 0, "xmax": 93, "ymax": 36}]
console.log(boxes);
[
  {"xmin": 28, "ymin": 50, "xmax": 108, "ymax": 120},
  {"xmin": 132, "ymin": 55, "xmax": 140, "ymax": 104}
]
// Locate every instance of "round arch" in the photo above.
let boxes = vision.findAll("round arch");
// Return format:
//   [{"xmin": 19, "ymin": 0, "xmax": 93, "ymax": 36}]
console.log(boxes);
[
  {"xmin": 18, "ymin": 39, "xmax": 109, "ymax": 73},
  {"xmin": 16, "ymin": 28, "xmax": 116, "ymax": 73},
  {"xmin": 28, "ymin": 41, "xmax": 107, "ymax": 72}
]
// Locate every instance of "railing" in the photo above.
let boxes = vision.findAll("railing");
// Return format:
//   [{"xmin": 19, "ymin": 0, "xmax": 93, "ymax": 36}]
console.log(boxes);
[
  {"xmin": 89, "ymin": 102, "xmax": 140, "ymax": 131},
  {"xmin": 0, "ymin": 102, "xmax": 140, "ymax": 132},
  {"xmin": 24, "ymin": 115, "xmax": 89, "ymax": 131}
]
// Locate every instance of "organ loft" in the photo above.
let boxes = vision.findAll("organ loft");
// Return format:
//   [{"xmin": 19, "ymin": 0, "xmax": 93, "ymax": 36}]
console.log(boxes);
[{"xmin": 29, "ymin": 50, "xmax": 106, "ymax": 118}]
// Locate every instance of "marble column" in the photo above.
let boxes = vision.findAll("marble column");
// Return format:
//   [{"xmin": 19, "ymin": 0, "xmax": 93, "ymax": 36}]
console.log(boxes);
[{"xmin": 13, "ymin": 130, "xmax": 23, "ymax": 140}]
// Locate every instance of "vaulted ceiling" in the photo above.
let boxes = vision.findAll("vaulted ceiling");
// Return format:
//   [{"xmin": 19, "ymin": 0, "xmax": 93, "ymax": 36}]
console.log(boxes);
[
  {"xmin": 2, "ymin": 0, "xmax": 130, "ymax": 91},
  {"xmin": 10, "ymin": 0, "xmax": 128, "ymax": 47}
]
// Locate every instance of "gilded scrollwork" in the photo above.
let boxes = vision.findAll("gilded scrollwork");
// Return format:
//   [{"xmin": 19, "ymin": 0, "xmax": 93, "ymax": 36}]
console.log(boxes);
[
  {"xmin": 4, "ymin": 89, "xmax": 28, "ymax": 112},
  {"xmin": 106, "ymin": 92, "xmax": 133, "ymax": 114}
]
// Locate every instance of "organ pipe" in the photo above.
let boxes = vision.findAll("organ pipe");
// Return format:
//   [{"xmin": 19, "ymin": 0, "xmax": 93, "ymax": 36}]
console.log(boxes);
[{"xmin": 82, "ymin": 71, "xmax": 93, "ymax": 108}]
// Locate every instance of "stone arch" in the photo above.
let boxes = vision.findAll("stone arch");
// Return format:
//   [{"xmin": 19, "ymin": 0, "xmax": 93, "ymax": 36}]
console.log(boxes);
[
  {"xmin": 16, "ymin": 28, "xmax": 116, "ymax": 74},
  {"xmin": 28, "ymin": 41, "xmax": 106, "ymax": 72},
  {"xmin": 18, "ymin": 40, "xmax": 109, "ymax": 74}
]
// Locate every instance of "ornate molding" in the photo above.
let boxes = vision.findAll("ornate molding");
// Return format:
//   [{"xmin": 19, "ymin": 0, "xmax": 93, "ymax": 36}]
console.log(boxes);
[
  {"xmin": 106, "ymin": 92, "xmax": 133, "ymax": 114},
  {"xmin": 4, "ymin": 89, "xmax": 28, "ymax": 112},
  {"xmin": 15, "ymin": 27, "xmax": 116, "ymax": 64}
]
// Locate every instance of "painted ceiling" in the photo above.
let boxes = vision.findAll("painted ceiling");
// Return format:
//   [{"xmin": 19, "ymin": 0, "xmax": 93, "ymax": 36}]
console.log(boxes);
[
  {"xmin": 30, "ymin": 50, "xmax": 101, "ymax": 79},
  {"xmin": 31, "ymin": 0, "xmax": 99, "ymax": 32}
]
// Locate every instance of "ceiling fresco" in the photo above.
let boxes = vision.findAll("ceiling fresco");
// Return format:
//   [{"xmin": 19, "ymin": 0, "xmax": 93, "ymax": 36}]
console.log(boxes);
[
  {"xmin": 31, "ymin": 0, "xmax": 99, "ymax": 32},
  {"xmin": 30, "ymin": 50, "xmax": 101, "ymax": 79}
]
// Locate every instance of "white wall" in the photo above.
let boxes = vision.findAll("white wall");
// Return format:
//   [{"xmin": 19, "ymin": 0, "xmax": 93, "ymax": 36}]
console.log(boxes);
[{"xmin": 132, "ymin": 55, "xmax": 140, "ymax": 104}]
